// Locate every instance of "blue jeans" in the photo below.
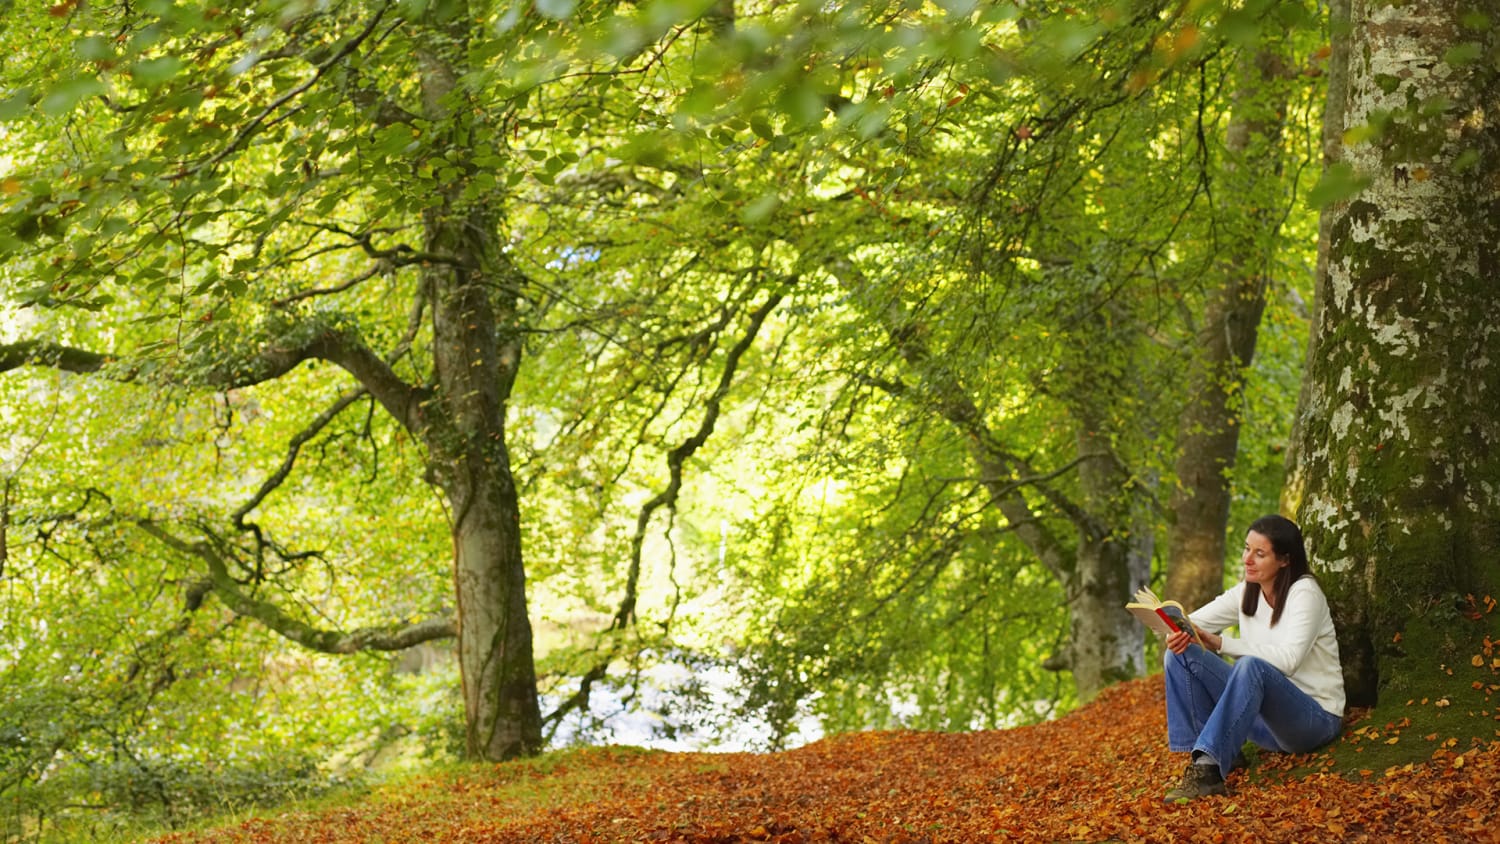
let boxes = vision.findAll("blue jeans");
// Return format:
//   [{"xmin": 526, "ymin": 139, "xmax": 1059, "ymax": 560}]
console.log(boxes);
[{"xmin": 1164, "ymin": 645, "xmax": 1342, "ymax": 780}]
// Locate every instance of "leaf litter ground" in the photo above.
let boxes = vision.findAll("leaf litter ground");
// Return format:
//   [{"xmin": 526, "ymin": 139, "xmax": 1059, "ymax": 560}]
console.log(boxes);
[{"xmin": 150, "ymin": 675, "xmax": 1499, "ymax": 843}]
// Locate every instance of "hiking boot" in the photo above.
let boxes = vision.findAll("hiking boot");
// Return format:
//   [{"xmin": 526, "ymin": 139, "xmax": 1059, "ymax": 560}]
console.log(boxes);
[{"xmin": 1164, "ymin": 762, "xmax": 1226, "ymax": 802}]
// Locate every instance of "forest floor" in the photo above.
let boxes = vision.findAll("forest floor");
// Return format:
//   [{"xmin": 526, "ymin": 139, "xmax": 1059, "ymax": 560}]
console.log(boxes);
[{"xmin": 146, "ymin": 674, "xmax": 1500, "ymax": 843}]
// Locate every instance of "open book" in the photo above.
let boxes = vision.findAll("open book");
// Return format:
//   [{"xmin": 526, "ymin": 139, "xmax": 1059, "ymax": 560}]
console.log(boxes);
[{"xmin": 1126, "ymin": 586, "xmax": 1200, "ymax": 644}]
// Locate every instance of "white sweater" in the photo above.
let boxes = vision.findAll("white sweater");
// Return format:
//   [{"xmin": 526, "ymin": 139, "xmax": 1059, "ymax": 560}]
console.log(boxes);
[{"xmin": 1189, "ymin": 576, "xmax": 1346, "ymax": 716}]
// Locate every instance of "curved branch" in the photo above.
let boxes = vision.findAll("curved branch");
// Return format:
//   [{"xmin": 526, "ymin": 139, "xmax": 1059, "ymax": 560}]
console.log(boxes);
[
  {"xmin": 540, "ymin": 660, "xmax": 610, "ymax": 735},
  {"xmin": 189, "ymin": 2, "xmax": 395, "ymax": 177},
  {"xmin": 137, "ymin": 521, "xmax": 455, "ymax": 654},
  {"xmin": 233, "ymin": 386, "xmax": 369, "ymax": 528},
  {"xmin": 3, "ymin": 322, "xmax": 427, "ymax": 437},
  {"xmin": 613, "ymin": 285, "xmax": 786, "ymax": 630},
  {"xmin": 211, "ymin": 325, "xmax": 429, "ymax": 436},
  {"xmin": 825, "ymin": 256, "xmax": 1077, "ymax": 581},
  {"xmin": 0, "ymin": 340, "xmax": 115, "ymax": 376}
]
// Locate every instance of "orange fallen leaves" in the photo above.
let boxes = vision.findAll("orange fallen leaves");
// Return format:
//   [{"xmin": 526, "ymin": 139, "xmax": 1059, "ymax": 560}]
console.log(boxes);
[{"xmin": 146, "ymin": 676, "xmax": 1500, "ymax": 844}]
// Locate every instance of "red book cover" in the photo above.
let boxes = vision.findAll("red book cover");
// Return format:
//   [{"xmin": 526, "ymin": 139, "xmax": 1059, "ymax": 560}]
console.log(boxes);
[{"xmin": 1154, "ymin": 607, "xmax": 1183, "ymax": 633}]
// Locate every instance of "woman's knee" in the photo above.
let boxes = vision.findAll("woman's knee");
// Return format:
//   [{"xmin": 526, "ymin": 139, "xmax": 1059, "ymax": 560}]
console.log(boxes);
[
  {"xmin": 1164, "ymin": 647, "xmax": 1195, "ymax": 673},
  {"xmin": 1230, "ymin": 655, "xmax": 1273, "ymax": 678}
]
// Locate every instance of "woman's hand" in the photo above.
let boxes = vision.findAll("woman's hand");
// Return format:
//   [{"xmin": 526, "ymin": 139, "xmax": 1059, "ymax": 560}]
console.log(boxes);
[
  {"xmin": 1166, "ymin": 629, "xmax": 1193, "ymax": 654},
  {"xmin": 1167, "ymin": 627, "xmax": 1222, "ymax": 654}
]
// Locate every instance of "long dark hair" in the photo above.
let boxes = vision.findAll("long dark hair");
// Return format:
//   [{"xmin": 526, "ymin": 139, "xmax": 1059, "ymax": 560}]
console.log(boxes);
[{"xmin": 1241, "ymin": 514, "xmax": 1312, "ymax": 626}]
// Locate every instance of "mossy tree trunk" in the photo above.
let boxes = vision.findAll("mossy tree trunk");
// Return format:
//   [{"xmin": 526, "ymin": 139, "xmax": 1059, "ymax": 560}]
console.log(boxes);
[{"xmin": 1287, "ymin": 0, "xmax": 1500, "ymax": 707}]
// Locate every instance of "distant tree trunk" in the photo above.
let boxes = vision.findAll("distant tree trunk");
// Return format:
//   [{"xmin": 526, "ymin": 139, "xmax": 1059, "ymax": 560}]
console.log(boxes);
[
  {"xmin": 425, "ymin": 234, "xmax": 542, "ymax": 760},
  {"xmin": 834, "ymin": 257, "xmax": 1147, "ymax": 703},
  {"xmin": 418, "ymin": 24, "xmax": 542, "ymax": 760},
  {"xmin": 1166, "ymin": 37, "xmax": 1290, "ymax": 612},
  {"xmin": 1070, "ymin": 399, "xmax": 1151, "ymax": 697},
  {"xmin": 1288, "ymin": 0, "xmax": 1500, "ymax": 707}
]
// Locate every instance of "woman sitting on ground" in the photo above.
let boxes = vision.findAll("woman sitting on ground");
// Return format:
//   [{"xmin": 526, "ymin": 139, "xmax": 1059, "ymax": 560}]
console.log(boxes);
[{"xmin": 1162, "ymin": 513, "xmax": 1345, "ymax": 801}]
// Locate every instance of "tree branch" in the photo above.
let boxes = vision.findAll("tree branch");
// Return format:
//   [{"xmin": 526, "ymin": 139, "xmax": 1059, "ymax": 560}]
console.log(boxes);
[
  {"xmin": 137, "ymin": 521, "xmax": 455, "ymax": 654},
  {"xmin": 0, "ymin": 340, "xmax": 114, "ymax": 376},
  {"xmin": 203, "ymin": 324, "xmax": 429, "ymax": 437},
  {"xmin": 612, "ymin": 285, "xmax": 786, "ymax": 630},
  {"xmin": 188, "ymin": 2, "xmax": 394, "ymax": 177},
  {"xmin": 824, "ymin": 256, "xmax": 1077, "ymax": 581},
  {"xmin": 231, "ymin": 386, "xmax": 370, "ymax": 569}
]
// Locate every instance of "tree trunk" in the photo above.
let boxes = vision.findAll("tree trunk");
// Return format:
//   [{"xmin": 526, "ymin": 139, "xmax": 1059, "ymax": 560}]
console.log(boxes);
[
  {"xmin": 1282, "ymin": 0, "xmax": 1350, "ymax": 503},
  {"xmin": 1070, "ymin": 420, "xmax": 1150, "ymax": 699},
  {"xmin": 425, "ymin": 217, "xmax": 543, "ymax": 760},
  {"xmin": 1069, "ymin": 535, "xmax": 1148, "ymax": 696},
  {"xmin": 1288, "ymin": 0, "xmax": 1500, "ymax": 707},
  {"xmin": 1166, "ymin": 38, "xmax": 1289, "ymax": 612},
  {"xmin": 419, "ymin": 22, "xmax": 542, "ymax": 760}
]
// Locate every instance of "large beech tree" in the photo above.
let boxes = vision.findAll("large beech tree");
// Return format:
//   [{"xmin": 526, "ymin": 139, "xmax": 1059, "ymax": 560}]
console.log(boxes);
[
  {"xmin": 0, "ymin": 0, "xmax": 809, "ymax": 762},
  {"xmin": 3, "ymin": 1, "xmax": 555, "ymax": 761},
  {"xmin": 0, "ymin": 0, "xmax": 1061, "ymax": 768},
  {"xmin": 1288, "ymin": 0, "xmax": 1500, "ymax": 706}
]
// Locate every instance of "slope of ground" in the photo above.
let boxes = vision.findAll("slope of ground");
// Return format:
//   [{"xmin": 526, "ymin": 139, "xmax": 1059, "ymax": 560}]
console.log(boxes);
[{"xmin": 148, "ymin": 674, "xmax": 1500, "ymax": 843}]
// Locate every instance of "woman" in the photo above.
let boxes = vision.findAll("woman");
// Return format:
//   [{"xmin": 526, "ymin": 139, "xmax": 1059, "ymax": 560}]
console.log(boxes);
[{"xmin": 1162, "ymin": 513, "xmax": 1345, "ymax": 801}]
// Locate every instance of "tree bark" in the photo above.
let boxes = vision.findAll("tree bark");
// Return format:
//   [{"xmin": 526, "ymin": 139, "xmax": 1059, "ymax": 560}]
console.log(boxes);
[
  {"xmin": 1288, "ymin": 0, "xmax": 1500, "ymax": 707},
  {"xmin": 416, "ymin": 22, "xmax": 542, "ymax": 760},
  {"xmin": 1070, "ymin": 411, "xmax": 1151, "ymax": 696},
  {"xmin": 1166, "ymin": 39, "xmax": 1290, "ymax": 612},
  {"xmin": 1284, "ymin": 0, "xmax": 1351, "ymax": 510}
]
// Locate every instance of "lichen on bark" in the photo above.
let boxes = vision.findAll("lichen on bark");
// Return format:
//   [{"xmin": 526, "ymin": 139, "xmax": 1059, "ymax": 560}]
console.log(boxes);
[{"xmin": 1289, "ymin": 0, "xmax": 1500, "ymax": 706}]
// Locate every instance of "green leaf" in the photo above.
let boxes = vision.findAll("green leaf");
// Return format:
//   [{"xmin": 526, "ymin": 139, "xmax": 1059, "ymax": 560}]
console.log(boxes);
[
  {"xmin": 374, "ymin": 126, "xmax": 416, "ymax": 157},
  {"xmin": 41, "ymin": 77, "xmax": 104, "ymax": 116},
  {"xmin": 740, "ymin": 192, "xmax": 780, "ymax": 223},
  {"xmin": 536, "ymin": 0, "xmax": 577, "ymax": 20},
  {"xmin": 1341, "ymin": 121, "xmax": 1384, "ymax": 146},
  {"xmin": 0, "ymin": 87, "xmax": 31, "ymax": 122},
  {"xmin": 132, "ymin": 56, "xmax": 185, "ymax": 88},
  {"xmin": 750, "ymin": 116, "xmax": 775, "ymax": 141},
  {"xmin": 75, "ymin": 36, "xmax": 115, "ymax": 62},
  {"xmin": 1306, "ymin": 162, "xmax": 1371, "ymax": 209},
  {"xmin": 778, "ymin": 86, "xmax": 825, "ymax": 128},
  {"xmin": 1215, "ymin": 8, "xmax": 1262, "ymax": 47}
]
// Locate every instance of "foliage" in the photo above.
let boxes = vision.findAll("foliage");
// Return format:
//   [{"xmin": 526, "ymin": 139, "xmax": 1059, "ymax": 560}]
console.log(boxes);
[{"xmin": 0, "ymin": 0, "xmax": 1330, "ymax": 833}]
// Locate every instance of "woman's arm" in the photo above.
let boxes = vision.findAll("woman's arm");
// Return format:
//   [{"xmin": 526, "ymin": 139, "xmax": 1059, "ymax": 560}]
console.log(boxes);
[
  {"xmin": 1188, "ymin": 583, "xmax": 1243, "ymax": 633},
  {"xmin": 1217, "ymin": 580, "xmax": 1329, "ymax": 674},
  {"xmin": 1169, "ymin": 584, "xmax": 1242, "ymax": 654}
]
